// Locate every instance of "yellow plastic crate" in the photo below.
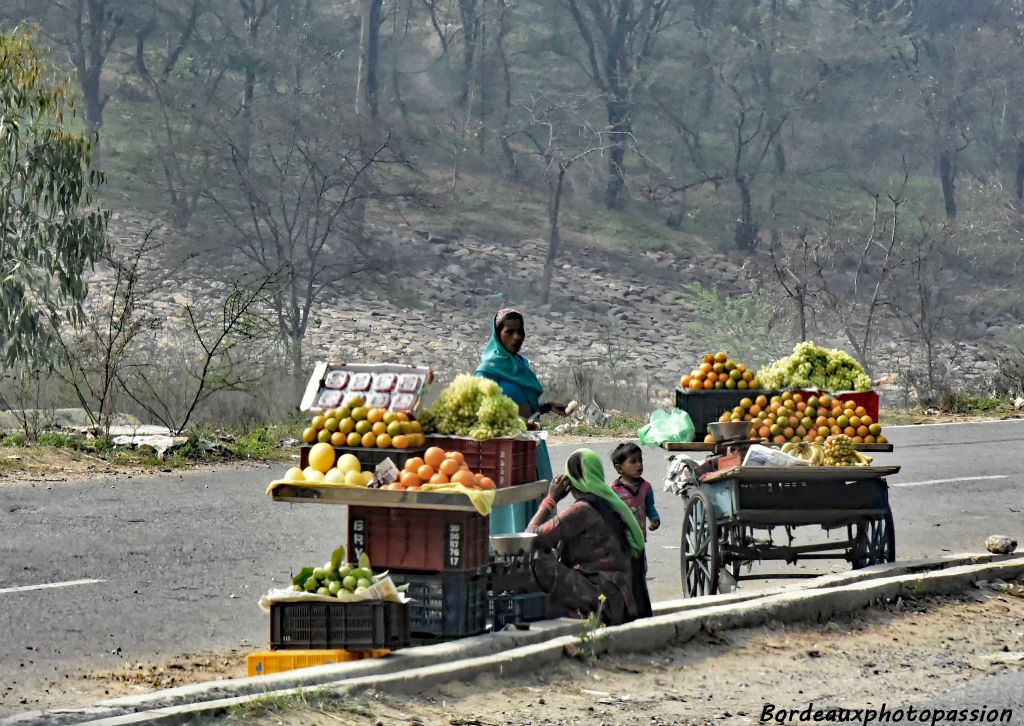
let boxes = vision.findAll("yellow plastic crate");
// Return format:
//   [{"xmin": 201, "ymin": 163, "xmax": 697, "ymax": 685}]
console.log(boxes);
[{"xmin": 246, "ymin": 649, "xmax": 389, "ymax": 676}]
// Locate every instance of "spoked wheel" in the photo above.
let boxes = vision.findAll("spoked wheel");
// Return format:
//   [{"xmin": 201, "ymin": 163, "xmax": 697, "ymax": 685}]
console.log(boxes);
[
  {"xmin": 681, "ymin": 490, "xmax": 719, "ymax": 597},
  {"xmin": 851, "ymin": 510, "xmax": 896, "ymax": 569}
]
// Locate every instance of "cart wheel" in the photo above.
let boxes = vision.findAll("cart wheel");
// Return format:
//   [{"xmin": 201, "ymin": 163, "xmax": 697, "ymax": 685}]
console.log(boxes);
[
  {"xmin": 681, "ymin": 491, "xmax": 719, "ymax": 597},
  {"xmin": 851, "ymin": 510, "xmax": 896, "ymax": 569}
]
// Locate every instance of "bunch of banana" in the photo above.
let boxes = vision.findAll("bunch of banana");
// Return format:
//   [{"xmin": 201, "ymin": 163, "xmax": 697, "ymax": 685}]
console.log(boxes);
[
  {"xmin": 820, "ymin": 434, "xmax": 873, "ymax": 466},
  {"xmin": 781, "ymin": 441, "xmax": 825, "ymax": 465}
]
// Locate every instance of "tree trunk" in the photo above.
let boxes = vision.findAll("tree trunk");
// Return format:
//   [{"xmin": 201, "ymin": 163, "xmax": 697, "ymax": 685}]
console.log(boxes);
[
  {"xmin": 541, "ymin": 165, "xmax": 567, "ymax": 304},
  {"xmin": 239, "ymin": 12, "xmax": 259, "ymax": 165},
  {"xmin": 356, "ymin": 0, "xmax": 383, "ymax": 120},
  {"xmin": 939, "ymin": 150, "xmax": 957, "ymax": 218},
  {"xmin": 606, "ymin": 99, "xmax": 630, "ymax": 210},
  {"xmin": 457, "ymin": 0, "xmax": 479, "ymax": 108},
  {"xmin": 734, "ymin": 176, "xmax": 758, "ymax": 250},
  {"xmin": 80, "ymin": 68, "xmax": 104, "ymax": 137},
  {"xmin": 1015, "ymin": 140, "xmax": 1024, "ymax": 205}
]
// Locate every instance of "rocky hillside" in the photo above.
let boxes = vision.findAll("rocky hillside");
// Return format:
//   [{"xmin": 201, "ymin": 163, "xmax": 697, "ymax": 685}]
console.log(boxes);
[{"xmin": 96, "ymin": 213, "xmax": 1007, "ymax": 414}]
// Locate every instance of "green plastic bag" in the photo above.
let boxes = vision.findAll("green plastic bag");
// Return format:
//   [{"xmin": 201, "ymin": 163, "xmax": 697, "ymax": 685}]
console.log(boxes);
[{"xmin": 637, "ymin": 408, "xmax": 695, "ymax": 447}]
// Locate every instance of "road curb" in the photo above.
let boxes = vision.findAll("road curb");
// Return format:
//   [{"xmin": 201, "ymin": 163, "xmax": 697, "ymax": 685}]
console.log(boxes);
[{"xmin": 8, "ymin": 552, "xmax": 1023, "ymax": 725}]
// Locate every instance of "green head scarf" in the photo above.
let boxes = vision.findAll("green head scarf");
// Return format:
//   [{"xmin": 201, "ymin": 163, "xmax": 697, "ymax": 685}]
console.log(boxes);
[
  {"xmin": 566, "ymin": 448, "xmax": 645, "ymax": 557},
  {"xmin": 474, "ymin": 310, "xmax": 544, "ymax": 411}
]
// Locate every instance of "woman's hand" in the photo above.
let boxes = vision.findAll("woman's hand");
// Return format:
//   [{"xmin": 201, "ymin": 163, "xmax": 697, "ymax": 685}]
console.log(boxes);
[{"xmin": 548, "ymin": 474, "xmax": 572, "ymax": 502}]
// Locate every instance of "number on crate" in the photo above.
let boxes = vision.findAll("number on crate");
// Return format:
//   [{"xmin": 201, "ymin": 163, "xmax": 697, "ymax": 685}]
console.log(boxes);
[{"xmin": 447, "ymin": 523, "xmax": 463, "ymax": 568}]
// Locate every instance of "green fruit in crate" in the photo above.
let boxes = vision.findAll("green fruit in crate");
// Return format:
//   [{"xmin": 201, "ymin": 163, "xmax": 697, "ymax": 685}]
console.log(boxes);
[
  {"xmin": 336, "ymin": 406, "xmax": 352, "ymax": 420},
  {"xmin": 328, "ymin": 580, "xmax": 342, "ymax": 595},
  {"xmin": 342, "ymin": 575, "xmax": 358, "ymax": 591},
  {"xmin": 338, "ymin": 589, "xmax": 353, "ymax": 597},
  {"xmin": 356, "ymin": 577, "xmax": 372, "ymax": 589},
  {"xmin": 304, "ymin": 577, "xmax": 319, "ymax": 592},
  {"xmin": 338, "ymin": 564, "xmax": 352, "ymax": 578},
  {"xmin": 355, "ymin": 420, "xmax": 372, "ymax": 435},
  {"xmin": 351, "ymin": 567, "xmax": 372, "ymax": 581},
  {"xmin": 313, "ymin": 566, "xmax": 331, "ymax": 580},
  {"xmin": 351, "ymin": 406, "xmax": 369, "ymax": 421},
  {"xmin": 317, "ymin": 429, "xmax": 332, "ymax": 444},
  {"xmin": 386, "ymin": 421, "xmax": 404, "ymax": 437},
  {"xmin": 316, "ymin": 586, "xmax": 330, "ymax": 596},
  {"xmin": 324, "ymin": 417, "xmax": 339, "ymax": 432},
  {"xmin": 355, "ymin": 586, "xmax": 367, "ymax": 594},
  {"xmin": 287, "ymin": 584, "xmax": 302, "ymax": 592}
]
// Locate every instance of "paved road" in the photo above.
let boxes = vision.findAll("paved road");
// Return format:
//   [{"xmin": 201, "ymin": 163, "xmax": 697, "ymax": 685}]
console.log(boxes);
[{"xmin": 0, "ymin": 419, "xmax": 1022, "ymax": 715}]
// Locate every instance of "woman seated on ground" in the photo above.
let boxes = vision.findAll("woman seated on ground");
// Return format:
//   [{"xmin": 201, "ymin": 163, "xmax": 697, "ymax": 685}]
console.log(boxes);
[{"xmin": 526, "ymin": 449, "xmax": 653, "ymax": 626}]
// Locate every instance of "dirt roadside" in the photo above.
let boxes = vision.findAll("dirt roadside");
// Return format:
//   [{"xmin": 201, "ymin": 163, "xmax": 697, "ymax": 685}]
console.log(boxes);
[
  {"xmin": 189, "ymin": 582, "xmax": 1024, "ymax": 726},
  {"xmin": 25, "ymin": 580, "xmax": 1022, "ymax": 723}
]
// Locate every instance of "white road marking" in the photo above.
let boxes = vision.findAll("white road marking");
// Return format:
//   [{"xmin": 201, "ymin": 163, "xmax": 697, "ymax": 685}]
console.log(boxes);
[
  {"xmin": 891, "ymin": 475, "xmax": 1009, "ymax": 488},
  {"xmin": 0, "ymin": 578, "xmax": 105, "ymax": 595},
  {"xmin": 885, "ymin": 418, "xmax": 1024, "ymax": 429}
]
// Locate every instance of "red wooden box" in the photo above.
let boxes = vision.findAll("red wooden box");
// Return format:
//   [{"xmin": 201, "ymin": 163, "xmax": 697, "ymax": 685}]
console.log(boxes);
[
  {"xmin": 833, "ymin": 390, "xmax": 880, "ymax": 422},
  {"xmin": 347, "ymin": 506, "xmax": 489, "ymax": 572}
]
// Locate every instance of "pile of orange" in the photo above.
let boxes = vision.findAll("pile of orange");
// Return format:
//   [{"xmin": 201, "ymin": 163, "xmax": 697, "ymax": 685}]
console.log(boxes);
[
  {"xmin": 706, "ymin": 391, "xmax": 887, "ymax": 446},
  {"xmin": 302, "ymin": 400, "xmax": 426, "ymax": 450},
  {"xmin": 680, "ymin": 352, "xmax": 761, "ymax": 391},
  {"xmin": 384, "ymin": 446, "xmax": 496, "ymax": 491}
]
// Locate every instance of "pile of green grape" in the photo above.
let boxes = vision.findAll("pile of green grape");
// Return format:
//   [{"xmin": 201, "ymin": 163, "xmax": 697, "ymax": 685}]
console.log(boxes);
[
  {"xmin": 420, "ymin": 374, "xmax": 527, "ymax": 440},
  {"xmin": 757, "ymin": 341, "xmax": 872, "ymax": 392}
]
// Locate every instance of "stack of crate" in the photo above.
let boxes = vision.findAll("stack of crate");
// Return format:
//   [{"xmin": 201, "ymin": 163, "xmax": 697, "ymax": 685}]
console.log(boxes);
[{"xmin": 347, "ymin": 506, "xmax": 491, "ymax": 640}]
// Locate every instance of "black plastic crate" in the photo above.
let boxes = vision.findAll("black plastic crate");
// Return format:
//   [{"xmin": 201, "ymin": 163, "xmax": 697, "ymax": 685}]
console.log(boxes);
[
  {"xmin": 389, "ymin": 567, "xmax": 489, "ymax": 639},
  {"xmin": 491, "ymin": 592, "xmax": 549, "ymax": 630},
  {"xmin": 300, "ymin": 445, "xmax": 427, "ymax": 472},
  {"xmin": 269, "ymin": 601, "xmax": 410, "ymax": 651},
  {"xmin": 674, "ymin": 388, "xmax": 775, "ymax": 441}
]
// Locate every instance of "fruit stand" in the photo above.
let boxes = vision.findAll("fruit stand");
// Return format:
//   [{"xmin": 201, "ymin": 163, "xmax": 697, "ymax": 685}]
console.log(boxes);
[
  {"xmin": 260, "ymin": 362, "xmax": 550, "ymax": 653},
  {"xmin": 665, "ymin": 346, "xmax": 900, "ymax": 598}
]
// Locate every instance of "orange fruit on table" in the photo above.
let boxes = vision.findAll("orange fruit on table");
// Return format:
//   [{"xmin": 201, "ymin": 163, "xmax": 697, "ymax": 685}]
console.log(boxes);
[
  {"xmin": 367, "ymin": 408, "xmax": 385, "ymax": 424},
  {"xmin": 447, "ymin": 450, "xmax": 465, "ymax": 465},
  {"xmin": 417, "ymin": 464, "xmax": 436, "ymax": 481},
  {"xmin": 439, "ymin": 458, "xmax": 460, "ymax": 477},
  {"xmin": 405, "ymin": 456, "xmax": 425, "ymax": 473},
  {"xmin": 399, "ymin": 471, "xmax": 420, "ymax": 489},
  {"xmin": 451, "ymin": 470, "xmax": 475, "ymax": 488},
  {"xmin": 361, "ymin": 432, "xmax": 377, "ymax": 447},
  {"xmin": 405, "ymin": 421, "xmax": 422, "ymax": 434},
  {"xmin": 392, "ymin": 434, "xmax": 409, "ymax": 449},
  {"xmin": 429, "ymin": 472, "xmax": 449, "ymax": 485},
  {"xmin": 714, "ymin": 351, "xmax": 728, "ymax": 363},
  {"xmin": 347, "ymin": 432, "xmax": 362, "ymax": 446},
  {"xmin": 372, "ymin": 421, "xmax": 387, "ymax": 436},
  {"xmin": 681, "ymin": 375, "xmax": 691, "ymax": 388},
  {"xmin": 376, "ymin": 433, "xmax": 392, "ymax": 448},
  {"xmin": 702, "ymin": 378, "xmax": 715, "ymax": 389},
  {"xmin": 689, "ymin": 379, "xmax": 702, "ymax": 390},
  {"xmin": 478, "ymin": 476, "xmax": 496, "ymax": 490},
  {"xmin": 331, "ymin": 431, "xmax": 347, "ymax": 446},
  {"xmin": 423, "ymin": 447, "xmax": 446, "ymax": 469},
  {"xmin": 395, "ymin": 411, "xmax": 410, "ymax": 422}
]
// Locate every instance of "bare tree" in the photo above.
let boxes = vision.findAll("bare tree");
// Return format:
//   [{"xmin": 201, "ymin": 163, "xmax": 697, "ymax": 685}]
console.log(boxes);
[
  {"xmin": 52, "ymin": 233, "xmax": 166, "ymax": 434},
  {"xmin": 558, "ymin": 0, "xmax": 678, "ymax": 209},
  {"xmin": 505, "ymin": 93, "xmax": 610, "ymax": 303},
  {"xmin": 814, "ymin": 186, "xmax": 907, "ymax": 377},
  {"xmin": 117, "ymin": 268, "xmax": 283, "ymax": 434},
  {"xmin": 2, "ymin": 0, "xmax": 133, "ymax": 138}
]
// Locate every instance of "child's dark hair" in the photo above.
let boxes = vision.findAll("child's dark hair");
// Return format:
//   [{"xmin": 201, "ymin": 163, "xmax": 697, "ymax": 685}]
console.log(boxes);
[{"xmin": 611, "ymin": 442, "xmax": 642, "ymax": 467}]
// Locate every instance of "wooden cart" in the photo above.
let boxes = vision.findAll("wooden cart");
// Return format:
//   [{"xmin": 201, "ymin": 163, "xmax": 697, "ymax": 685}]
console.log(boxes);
[{"xmin": 677, "ymin": 464, "xmax": 899, "ymax": 597}]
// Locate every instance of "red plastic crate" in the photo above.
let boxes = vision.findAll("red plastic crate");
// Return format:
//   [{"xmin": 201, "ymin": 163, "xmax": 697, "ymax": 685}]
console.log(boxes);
[
  {"xmin": 425, "ymin": 436, "xmax": 536, "ymax": 488},
  {"xmin": 347, "ymin": 507, "xmax": 490, "ymax": 572},
  {"xmin": 833, "ymin": 390, "xmax": 880, "ymax": 422}
]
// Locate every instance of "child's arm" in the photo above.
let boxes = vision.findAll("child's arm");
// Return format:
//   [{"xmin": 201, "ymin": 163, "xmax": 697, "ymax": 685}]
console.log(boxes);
[{"xmin": 645, "ymin": 484, "xmax": 661, "ymax": 530}]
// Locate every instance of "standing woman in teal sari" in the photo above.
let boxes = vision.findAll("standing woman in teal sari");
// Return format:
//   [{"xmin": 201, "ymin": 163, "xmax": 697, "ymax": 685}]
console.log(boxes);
[{"xmin": 476, "ymin": 309, "xmax": 567, "ymax": 529}]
